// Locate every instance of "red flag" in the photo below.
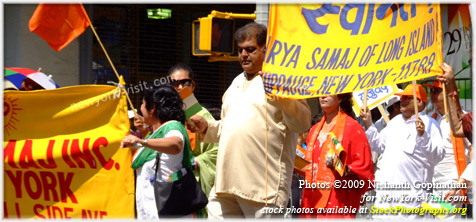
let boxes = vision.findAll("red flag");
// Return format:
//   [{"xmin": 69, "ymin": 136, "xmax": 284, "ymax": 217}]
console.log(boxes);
[{"xmin": 29, "ymin": 4, "xmax": 91, "ymax": 51}]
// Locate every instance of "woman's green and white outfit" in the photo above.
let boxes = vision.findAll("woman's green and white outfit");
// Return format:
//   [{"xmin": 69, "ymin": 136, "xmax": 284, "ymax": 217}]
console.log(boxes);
[{"xmin": 131, "ymin": 121, "xmax": 193, "ymax": 219}]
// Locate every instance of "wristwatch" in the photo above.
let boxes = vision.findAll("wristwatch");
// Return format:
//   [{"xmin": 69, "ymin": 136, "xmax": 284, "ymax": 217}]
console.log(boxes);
[{"xmin": 142, "ymin": 139, "xmax": 147, "ymax": 146}]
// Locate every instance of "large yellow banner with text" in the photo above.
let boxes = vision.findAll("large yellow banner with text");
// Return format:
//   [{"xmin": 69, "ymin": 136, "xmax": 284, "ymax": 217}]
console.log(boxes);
[
  {"xmin": 263, "ymin": 3, "xmax": 443, "ymax": 99},
  {"xmin": 3, "ymin": 85, "xmax": 134, "ymax": 219}
]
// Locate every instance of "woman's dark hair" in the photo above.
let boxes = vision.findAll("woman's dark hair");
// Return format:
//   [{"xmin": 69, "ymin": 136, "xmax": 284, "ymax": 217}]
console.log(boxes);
[
  {"xmin": 143, "ymin": 84, "xmax": 185, "ymax": 124},
  {"xmin": 168, "ymin": 63, "xmax": 194, "ymax": 80},
  {"xmin": 337, "ymin": 93, "xmax": 356, "ymax": 120},
  {"xmin": 235, "ymin": 22, "xmax": 267, "ymax": 47}
]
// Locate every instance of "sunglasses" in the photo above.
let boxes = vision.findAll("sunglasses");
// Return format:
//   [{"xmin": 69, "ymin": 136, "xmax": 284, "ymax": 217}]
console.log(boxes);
[
  {"xmin": 170, "ymin": 79, "xmax": 193, "ymax": 87},
  {"xmin": 237, "ymin": 47, "xmax": 258, "ymax": 54},
  {"xmin": 430, "ymin": 88, "xmax": 442, "ymax": 94}
]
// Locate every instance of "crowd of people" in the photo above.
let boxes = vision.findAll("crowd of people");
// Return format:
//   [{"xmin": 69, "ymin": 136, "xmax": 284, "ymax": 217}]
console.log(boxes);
[{"xmin": 116, "ymin": 22, "xmax": 472, "ymax": 219}]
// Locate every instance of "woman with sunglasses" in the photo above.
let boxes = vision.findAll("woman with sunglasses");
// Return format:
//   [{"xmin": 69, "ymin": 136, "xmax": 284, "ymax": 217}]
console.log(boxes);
[{"xmin": 168, "ymin": 63, "xmax": 219, "ymax": 218}]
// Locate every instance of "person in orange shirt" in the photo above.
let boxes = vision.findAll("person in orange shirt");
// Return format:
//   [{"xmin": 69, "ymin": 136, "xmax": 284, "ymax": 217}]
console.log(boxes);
[{"xmin": 301, "ymin": 93, "xmax": 374, "ymax": 218}]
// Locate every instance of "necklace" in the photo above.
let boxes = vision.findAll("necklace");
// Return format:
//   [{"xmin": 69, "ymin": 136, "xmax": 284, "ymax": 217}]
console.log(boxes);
[{"xmin": 317, "ymin": 131, "xmax": 328, "ymax": 146}]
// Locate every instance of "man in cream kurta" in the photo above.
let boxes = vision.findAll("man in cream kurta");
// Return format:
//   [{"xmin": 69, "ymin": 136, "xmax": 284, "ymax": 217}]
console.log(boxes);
[{"xmin": 188, "ymin": 23, "xmax": 311, "ymax": 218}]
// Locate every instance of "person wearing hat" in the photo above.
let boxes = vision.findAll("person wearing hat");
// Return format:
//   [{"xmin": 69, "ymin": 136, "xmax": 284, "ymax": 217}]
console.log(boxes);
[
  {"xmin": 360, "ymin": 83, "xmax": 445, "ymax": 219},
  {"xmin": 436, "ymin": 63, "xmax": 473, "ymax": 143},
  {"xmin": 19, "ymin": 72, "xmax": 59, "ymax": 91},
  {"xmin": 426, "ymin": 79, "xmax": 472, "ymax": 218}
]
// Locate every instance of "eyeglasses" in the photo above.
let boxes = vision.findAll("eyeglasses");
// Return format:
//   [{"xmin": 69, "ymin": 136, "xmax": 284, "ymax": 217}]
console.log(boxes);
[
  {"xmin": 170, "ymin": 79, "xmax": 193, "ymax": 87},
  {"xmin": 237, "ymin": 47, "xmax": 258, "ymax": 54},
  {"xmin": 430, "ymin": 88, "xmax": 442, "ymax": 94}
]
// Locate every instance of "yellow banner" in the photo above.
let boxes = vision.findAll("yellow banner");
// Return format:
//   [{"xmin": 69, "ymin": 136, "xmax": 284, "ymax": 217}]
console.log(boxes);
[
  {"xmin": 3, "ymin": 85, "xmax": 134, "ymax": 219},
  {"xmin": 263, "ymin": 3, "xmax": 443, "ymax": 99}
]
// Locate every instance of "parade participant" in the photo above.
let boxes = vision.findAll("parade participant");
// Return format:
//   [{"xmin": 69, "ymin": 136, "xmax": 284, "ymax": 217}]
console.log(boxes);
[
  {"xmin": 187, "ymin": 22, "xmax": 311, "ymax": 218},
  {"xmin": 358, "ymin": 96, "xmax": 401, "ymax": 219},
  {"xmin": 20, "ymin": 78, "xmax": 44, "ymax": 90},
  {"xmin": 360, "ymin": 84, "xmax": 445, "ymax": 218},
  {"xmin": 300, "ymin": 93, "xmax": 374, "ymax": 218},
  {"xmin": 371, "ymin": 96, "xmax": 402, "ymax": 174},
  {"xmin": 19, "ymin": 72, "xmax": 59, "ymax": 91},
  {"xmin": 436, "ymin": 63, "xmax": 473, "ymax": 143},
  {"xmin": 122, "ymin": 84, "xmax": 193, "ymax": 219},
  {"xmin": 426, "ymin": 78, "xmax": 472, "ymax": 218},
  {"xmin": 168, "ymin": 63, "xmax": 219, "ymax": 217},
  {"xmin": 374, "ymin": 96, "xmax": 401, "ymax": 132}
]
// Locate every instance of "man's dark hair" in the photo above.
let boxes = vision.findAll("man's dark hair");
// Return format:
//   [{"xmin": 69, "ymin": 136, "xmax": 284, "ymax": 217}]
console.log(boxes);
[
  {"xmin": 234, "ymin": 22, "xmax": 267, "ymax": 47},
  {"xmin": 143, "ymin": 84, "xmax": 186, "ymax": 125},
  {"xmin": 387, "ymin": 101, "xmax": 400, "ymax": 114}
]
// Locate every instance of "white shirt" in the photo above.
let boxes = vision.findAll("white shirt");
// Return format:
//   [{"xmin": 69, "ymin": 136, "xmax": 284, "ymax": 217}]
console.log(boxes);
[
  {"xmin": 366, "ymin": 111, "xmax": 445, "ymax": 218},
  {"xmin": 431, "ymin": 112, "xmax": 472, "ymax": 217},
  {"xmin": 433, "ymin": 112, "xmax": 471, "ymax": 184},
  {"xmin": 461, "ymin": 162, "xmax": 473, "ymax": 182},
  {"xmin": 134, "ymin": 128, "xmax": 184, "ymax": 219},
  {"xmin": 372, "ymin": 117, "xmax": 387, "ymax": 171},
  {"xmin": 374, "ymin": 116, "xmax": 387, "ymax": 132}
]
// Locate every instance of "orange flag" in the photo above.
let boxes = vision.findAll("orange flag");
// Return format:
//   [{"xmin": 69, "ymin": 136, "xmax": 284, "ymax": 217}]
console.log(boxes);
[{"xmin": 29, "ymin": 4, "xmax": 91, "ymax": 51}]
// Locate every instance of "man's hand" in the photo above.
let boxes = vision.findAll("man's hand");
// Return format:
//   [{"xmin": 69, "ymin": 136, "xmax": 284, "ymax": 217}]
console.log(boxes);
[
  {"xmin": 415, "ymin": 117, "xmax": 425, "ymax": 137},
  {"xmin": 326, "ymin": 153, "xmax": 336, "ymax": 170},
  {"xmin": 444, "ymin": 189, "xmax": 458, "ymax": 201},
  {"xmin": 187, "ymin": 115, "xmax": 208, "ymax": 134},
  {"xmin": 359, "ymin": 106, "xmax": 372, "ymax": 129},
  {"xmin": 436, "ymin": 63, "xmax": 454, "ymax": 83}
]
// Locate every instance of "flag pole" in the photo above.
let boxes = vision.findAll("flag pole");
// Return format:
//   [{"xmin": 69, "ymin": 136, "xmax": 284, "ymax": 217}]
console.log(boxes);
[
  {"xmin": 362, "ymin": 89, "xmax": 368, "ymax": 116},
  {"xmin": 88, "ymin": 24, "xmax": 138, "ymax": 116},
  {"xmin": 377, "ymin": 104, "xmax": 390, "ymax": 124},
  {"xmin": 442, "ymin": 84, "xmax": 449, "ymax": 122},
  {"xmin": 363, "ymin": 89, "xmax": 368, "ymax": 108},
  {"xmin": 412, "ymin": 80, "xmax": 419, "ymax": 119}
]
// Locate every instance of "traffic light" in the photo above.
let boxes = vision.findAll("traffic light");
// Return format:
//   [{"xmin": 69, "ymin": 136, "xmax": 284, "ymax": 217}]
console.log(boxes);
[
  {"xmin": 199, "ymin": 17, "xmax": 234, "ymax": 53},
  {"xmin": 192, "ymin": 10, "xmax": 255, "ymax": 58},
  {"xmin": 192, "ymin": 20, "xmax": 211, "ymax": 56}
]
